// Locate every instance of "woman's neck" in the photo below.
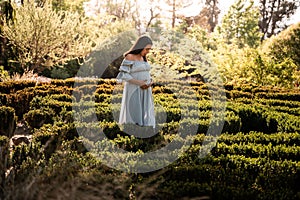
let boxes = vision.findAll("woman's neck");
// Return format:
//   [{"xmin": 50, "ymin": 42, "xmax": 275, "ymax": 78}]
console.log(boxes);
[
  {"xmin": 127, "ymin": 54, "xmax": 144, "ymax": 61},
  {"xmin": 135, "ymin": 54, "xmax": 144, "ymax": 61}
]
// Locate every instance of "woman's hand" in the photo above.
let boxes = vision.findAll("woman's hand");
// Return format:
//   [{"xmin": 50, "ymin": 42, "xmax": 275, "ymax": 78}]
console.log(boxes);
[
  {"xmin": 140, "ymin": 84, "xmax": 149, "ymax": 89},
  {"xmin": 128, "ymin": 79, "xmax": 153, "ymax": 89},
  {"xmin": 140, "ymin": 80, "xmax": 154, "ymax": 90}
]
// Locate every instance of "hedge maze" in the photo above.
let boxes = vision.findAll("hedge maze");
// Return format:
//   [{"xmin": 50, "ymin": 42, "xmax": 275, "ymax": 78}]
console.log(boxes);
[{"xmin": 0, "ymin": 79, "xmax": 300, "ymax": 199}]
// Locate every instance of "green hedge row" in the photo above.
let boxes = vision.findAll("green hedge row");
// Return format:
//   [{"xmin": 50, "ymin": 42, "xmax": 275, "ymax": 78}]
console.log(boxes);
[
  {"xmin": 0, "ymin": 80, "xmax": 38, "ymax": 94},
  {"xmin": 0, "ymin": 135, "xmax": 9, "ymax": 199},
  {"xmin": 1, "ymin": 78, "xmax": 298, "ymax": 99},
  {"xmin": 212, "ymin": 142, "xmax": 300, "ymax": 161},
  {"xmin": 0, "ymin": 106, "xmax": 16, "ymax": 137},
  {"xmin": 0, "ymin": 85, "xmax": 72, "ymax": 118},
  {"xmin": 159, "ymin": 155, "xmax": 300, "ymax": 200},
  {"xmin": 218, "ymin": 131, "xmax": 300, "ymax": 146},
  {"xmin": 21, "ymin": 89, "xmax": 300, "ymax": 135}
]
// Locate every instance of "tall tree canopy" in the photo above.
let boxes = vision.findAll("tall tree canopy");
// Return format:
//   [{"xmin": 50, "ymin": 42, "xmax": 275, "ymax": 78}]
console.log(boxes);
[
  {"xmin": 164, "ymin": 0, "xmax": 193, "ymax": 28},
  {"xmin": 262, "ymin": 22, "xmax": 300, "ymax": 69},
  {"xmin": 217, "ymin": 0, "xmax": 261, "ymax": 48},
  {"xmin": 182, "ymin": 0, "xmax": 220, "ymax": 32},
  {"xmin": 51, "ymin": 0, "xmax": 88, "ymax": 14},
  {"xmin": 259, "ymin": 0, "xmax": 300, "ymax": 41},
  {"xmin": 0, "ymin": 0, "xmax": 15, "ymax": 68},
  {"xmin": 201, "ymin": 0, "xmax": 220, "ymax": 32}
]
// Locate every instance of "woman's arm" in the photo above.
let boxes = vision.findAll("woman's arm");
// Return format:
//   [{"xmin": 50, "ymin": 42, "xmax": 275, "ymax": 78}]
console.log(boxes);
[
  {"xmin": 128, "ymin": 79, "xmax": 154, "ymax": 90},
  {"xmin": 124, "ymin": 54, "xmax": 152, "ymax": 89},
  {"xmin": 128, "ymin": 79, "xmax": 148, "ymax": 87}
]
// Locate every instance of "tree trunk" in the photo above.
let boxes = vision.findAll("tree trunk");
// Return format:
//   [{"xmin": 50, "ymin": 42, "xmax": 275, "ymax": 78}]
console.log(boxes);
[{"xmin": 172, "ymin": 0, "xmax": 176, "ymax": 28}]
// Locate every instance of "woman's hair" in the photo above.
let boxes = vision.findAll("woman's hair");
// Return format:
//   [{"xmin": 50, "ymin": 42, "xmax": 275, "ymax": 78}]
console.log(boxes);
[{"xmin": 124, "ymin": 35, "xmax": 153, "ymax": 61}]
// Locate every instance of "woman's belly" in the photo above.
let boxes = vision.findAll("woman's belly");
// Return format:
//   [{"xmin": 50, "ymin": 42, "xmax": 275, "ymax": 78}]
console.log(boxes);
[{"xmin": 132, "ymin": 71, "xmax": 151, "ymax": 82}]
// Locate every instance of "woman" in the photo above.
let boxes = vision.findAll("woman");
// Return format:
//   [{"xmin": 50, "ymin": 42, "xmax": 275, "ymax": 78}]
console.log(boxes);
[{"xmin": 116, "ymin": 35, "xmax": 155, "ymax": 130}]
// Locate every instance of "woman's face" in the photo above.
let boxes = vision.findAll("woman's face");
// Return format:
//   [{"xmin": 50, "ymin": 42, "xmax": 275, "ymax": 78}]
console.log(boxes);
[{"xmin": 140, "ymin": 44, "xmax": 152, "ymax": 56}]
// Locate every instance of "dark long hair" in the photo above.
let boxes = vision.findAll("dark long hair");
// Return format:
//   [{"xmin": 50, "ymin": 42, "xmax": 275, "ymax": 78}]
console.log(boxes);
[{"xmin": 124, "ymin": 35, "xmax": 153, "ymax": 61}]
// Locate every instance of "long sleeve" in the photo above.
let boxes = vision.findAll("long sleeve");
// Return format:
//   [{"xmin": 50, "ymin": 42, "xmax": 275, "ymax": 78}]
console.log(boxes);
[{"xmin": 116, "ymin": 60, "xmax": 134, "ymax": 83}]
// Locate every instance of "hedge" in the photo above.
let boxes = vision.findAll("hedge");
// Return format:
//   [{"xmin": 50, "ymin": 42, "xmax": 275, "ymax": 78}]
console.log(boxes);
[
  {"xmin": 2, "ymin": 79, "xmax": 300, "ymax": 200},
  {"xmin": 0, "ymin": 106, "xmax": 16, "ymax": 137},
  {"xmin": 0, "ymin": 135, "xmax": 9, "ymax": 199}
]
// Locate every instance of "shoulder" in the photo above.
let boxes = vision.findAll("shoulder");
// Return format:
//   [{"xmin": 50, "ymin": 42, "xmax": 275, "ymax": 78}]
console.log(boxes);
[
  {"xmin": 125, "ymin": 54, "xmax": 136, "ymax": 61},
  {"xmin": 121, "ymin": 57, "xmax": 134, "ymax": 67}
]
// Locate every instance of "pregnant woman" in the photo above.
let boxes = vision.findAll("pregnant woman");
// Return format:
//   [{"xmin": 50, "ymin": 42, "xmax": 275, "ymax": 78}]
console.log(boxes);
[{"xmin": 116, "ymin": 35, "xmax": 155, "ymax": 131}]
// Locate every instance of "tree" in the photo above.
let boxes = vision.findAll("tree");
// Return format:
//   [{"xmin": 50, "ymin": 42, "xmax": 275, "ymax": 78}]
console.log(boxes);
[
  {"xmin": 201, "ymin": 0, "xmax": 220, "ymax": 32},
  {"xmin": 181, "ymin": 7, "xmax": 211, "ymax": 32},
  {"xmin": 83, "ymin": 0, "xmax": 146, "ymax": 33},
  {"xmin": 210, "ymin": 39, "xmax": 297, "ymax": 87},
  {"xmin": 262, "ymin": 22, "xmax": 300, "ymax": 69},
  {"xmin": 186, "ymin": 25, "xmax": 212, "ymax": 50},
  {"xmin": 0, "ymin": 0, "xmax": 14, "ymax": 22},
  {"xmin": 0, "ymin": 0, "xmax": 15, "ymax": 71},
  {"xmin": 1, "ymin": 0, "xmax": 131, "ymax": 73},
  {"xmin": 259, "ymin": 0, "xmax": 300, "ymax": 41},
  {"xmin": 101, "ymin": 0, "xmax": 134, "ymax": 19},
  {"xmin": 181, "ymin": 0, "xmax": 220, "ymax": 33},
  {"xmin": 51, "ymin": 0, "xmax": 88, "ymax": 14},
  {"xmin": 164, "ymin": 0, "xmax": 193, "ymax": 28},
  {"xmin": 217, "ymin": 0, "xmax": 261, "ymax": 48},
  {"xmin": 145, "ymin": 0, "xmax": 162, "ymax": 32}
]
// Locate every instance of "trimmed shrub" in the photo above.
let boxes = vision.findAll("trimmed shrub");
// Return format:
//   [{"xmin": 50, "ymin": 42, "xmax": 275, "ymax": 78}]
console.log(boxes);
[
  {"xmin": 32, "ymin": 123, "xmax": 78, "ymax": 158},
  {"xmin": 0, "ymin": 80, "xmax": 37, "ymax": 94},
  {"xmin": 0, "ymin": 135, "xmax": 9, "ymax": 199},
  {"xmin": 0, "ymin": 106, "xmax": 17, "ymax": 137},
  {"xmin": 0, "ymin": 94, "xmax": 7, "ymax": 105},
  {"xmin": 24, "ymin": 108, "xmax": 55, "ymax": 129}
]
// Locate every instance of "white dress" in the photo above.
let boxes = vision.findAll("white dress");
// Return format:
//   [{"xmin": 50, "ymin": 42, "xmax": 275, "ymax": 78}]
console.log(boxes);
[{"xmin": 116, "ymin": 59, "xmax": 155, "ymax": 128}]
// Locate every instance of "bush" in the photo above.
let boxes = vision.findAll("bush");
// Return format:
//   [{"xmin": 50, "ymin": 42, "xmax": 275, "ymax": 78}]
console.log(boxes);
[
  {"xmin": 0, "ymin": 66, "xmax": 9, "ymax": 81},
  {"xmin": 50, "ymin": 67, "xmax": 71, "ymax": 79},
  {"xmin": 0, "ymin": 135, "xmax": 9, "ymax": 199},
  {"xmin": 7, "ymin": 138, "xmax": 129, "ymax": 200},
  {"xmin": 262, "ymin": 22, "xmax": 300, "ymax": 69},
  {"xmin": 24, "ymin": 108, "xmax": 56, "ymax": 129},
  {"xmin": 0, "ymin": 80, "xmax": 37, "ymax": 94},
  {"xmin": 31, "ymin": 123, "xmax": 78, "ymax": 159},
  {"xmin": 0, "ymin": 106, "xmax": 17, "ymax": 137},
  {"xmin": 156, "ymin": 154, "xmax": 300, "ymax": 200}
]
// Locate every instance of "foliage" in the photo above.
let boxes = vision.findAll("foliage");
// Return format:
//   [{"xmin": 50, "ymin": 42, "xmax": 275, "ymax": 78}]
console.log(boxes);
[
  {"xmin": 186, "ymin": 25, "xmax": 212, "ymax": 50},
  {"xmin": 84, "ymin": 0, "xmax": 148, "ymax": 33},
  {"xmin": 78, "ymin": 29, "xmax": 137, "ymax": 78},
  {"xmin": 193, "ymin": 0, "xmax": 300, "ymax": 88},
  {"xmin": 262, "ymin": 22, "xmax": 300, "ymax": 70},
  {"xmin": 164, "ymin": 0, "xmax": 193, "ymax": 28},
  {"xmin": 164, "ymin": 0, "xmax": 299, "ymax": 88},
  {"xmin": 1, "ymin": 0, "xmax": 105, "ymax": 73},
  {"xmin": 148, "ymin": 29, "xmax": 219, "ymax": 83},
  {"xmin": 0, "ymin": 106, "xmax": 16, "ymax": 138},
  {"xmin": 50, "ymin": 66, "xmax": 71, "ymax": 79},
  {"xmin": 217, "ymin": 0, "xmax": 261, "ymax": 48},
  {"xmin": 259, "ymin": 0, "xmax": 300, "ymax": 40},
  {"xmin": 0, "ymin": 66, "xmax": 9, "ymax": 81},
  {"xmin": 0, "ymin": 79, "xmax": 300, "ymax": 199},
  {"xmin": 4, "ymin": 69, "xmax": 44, "ymax": 82},
  {"xmin": 199, "ymin": 0, "xmax": 220, "ymax": 32},
  {"xmin": 51, "ymin": 0, "xmax": 88, "ymax": 14},
  {"xmin": 6, "ymin": 140, "xmax": 130, "ymax": 200},
  {"xmin": 0, "ymin": 135, "xmax": 9, "ymax": 199},
  {"xmin": 210, "ymin": 37, "xmax": 298, "ymax": 88},
  {"xmin": 0, "ymin": 0, "xmax": 14, "ymax": 23}
]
